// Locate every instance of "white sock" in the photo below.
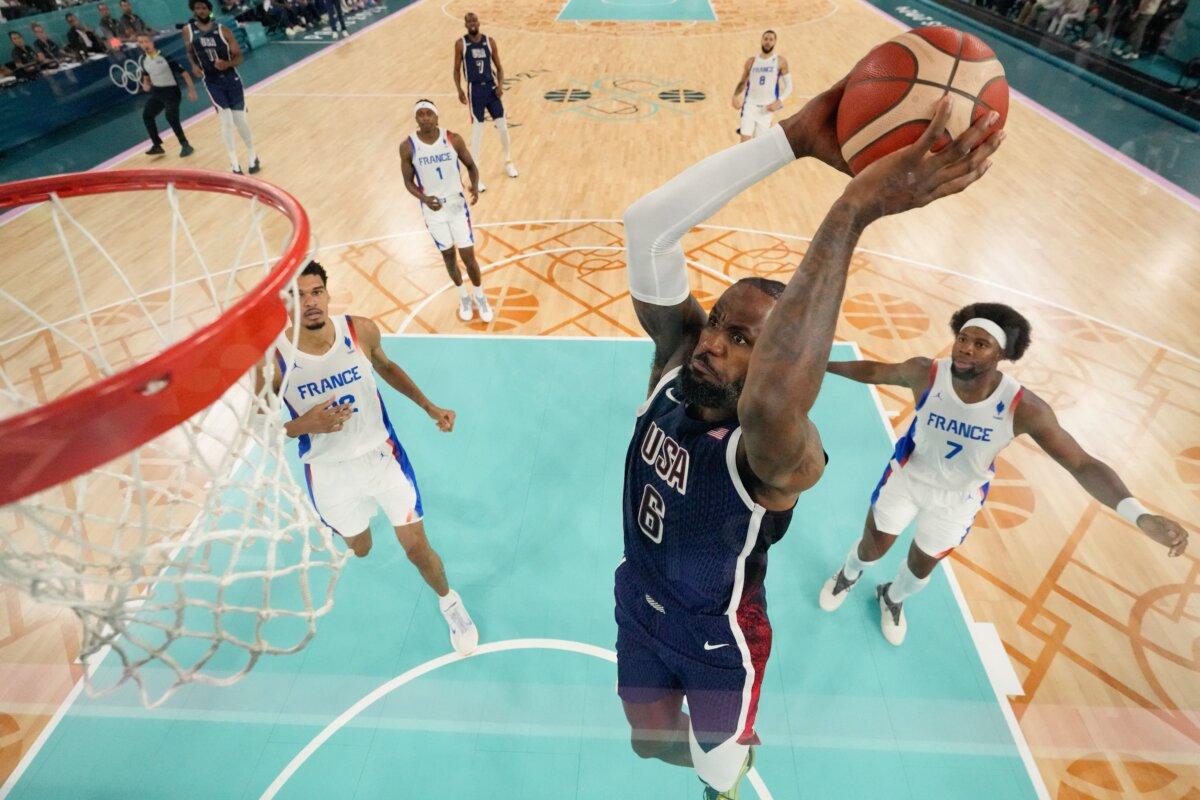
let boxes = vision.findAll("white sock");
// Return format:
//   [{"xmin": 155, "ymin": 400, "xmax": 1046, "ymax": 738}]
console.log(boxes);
[
  {"xmin": 470, "ymin": 121, "xmax": 484, "ymax": 166},
  {"xmin": 495, "ymin": 117, "xmax": 512, "ymax": 161},
  {"xmin": 438, "ymin": 588, "xmax": 460, "ymax": 611},
  {"xmin": 888, "ymin": 562, "xmax": 931, "ymax": 604},
  {"xmin": 232, "ymin": 110, "xmax": 256, "ymax": 163},
  {"xmin": 472, "ymin": 285, "xmax": 485, "ymax": 300},
  {"xmin": 456, "ymin": 284, "xmax": 469, "ymax": 300},
  {"xmin": 842, "ymin": 542, "xmax": 872, "ymax": 580},
  {"xmin": 218, "ymin": 110, "xmax": 239, "ymax": 170}
]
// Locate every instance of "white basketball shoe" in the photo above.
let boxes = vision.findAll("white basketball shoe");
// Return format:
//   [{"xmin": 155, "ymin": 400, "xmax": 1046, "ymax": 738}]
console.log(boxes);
[
  {"xmin": 474, "ymin": 292, "xmax": 494, "ymax": 323},
  {"xmin": 439, "ymin": 589, "xmax": 479, "ymax": 655}
]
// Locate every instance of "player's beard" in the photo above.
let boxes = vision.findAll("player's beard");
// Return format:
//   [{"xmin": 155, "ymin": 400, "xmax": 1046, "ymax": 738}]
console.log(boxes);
[
  {"xmin": 761, "ymin": 43, "xmax": 774, "ymax": 54},
  {"xmin": 950, "ymin": 362, "xmax": 985, "ymax": 381},
  {"xmin": 303, "ymin": 319, "xmax": 326, "ymax": 331},
  {"xmin": 679, "ymin": 362, "xmax": 743, "ymax": 412}
]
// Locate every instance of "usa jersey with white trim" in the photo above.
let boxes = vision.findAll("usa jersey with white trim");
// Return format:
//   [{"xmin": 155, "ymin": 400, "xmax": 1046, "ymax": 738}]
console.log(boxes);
[
  {"xmin": 274, "ymin": 315, "xmax": 391, "ymax": 464},
  {"xmin": 619, "ymin": 367, "xmax": 794, "ymax": 617},
  {"xmin": 890, "ymin": 358, "xmax": 1024, "ymax": 492},
  {"xmin": 744, "ymin": 54, "xmax": 781, "ymax": 107},
  {"xmin": 408, "ymin": 129, "xmax": 463, "ymax": 205},
  {"xmin": 461, "ymin": 34, "xmax": 496, "ymax": 86}
]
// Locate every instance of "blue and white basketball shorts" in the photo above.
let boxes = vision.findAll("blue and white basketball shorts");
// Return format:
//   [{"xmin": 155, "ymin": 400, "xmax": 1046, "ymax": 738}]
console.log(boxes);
[
  {"xmin": 614, "ymin": 563, "xmax": 770, "ymax": 751},
  {"xmin": 468, "ymin": 82, "xmax": 505, "ymax": 123},
  {"xmin": 206, "ymin": 74, "xmax": 245, "ymax": 111},
  {"xmin": 303, "ymin": 439, "xmax": 424, "ymax": 536},
  {"xmin": 421, "ymin": 194, "xmax": 474, "ymax": 251}
]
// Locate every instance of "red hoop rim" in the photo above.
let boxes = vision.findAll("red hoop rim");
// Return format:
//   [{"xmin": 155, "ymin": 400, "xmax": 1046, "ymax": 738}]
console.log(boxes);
[{"xmin": 0, "ymin": 169, "xmax": 311, "ymax": 506}]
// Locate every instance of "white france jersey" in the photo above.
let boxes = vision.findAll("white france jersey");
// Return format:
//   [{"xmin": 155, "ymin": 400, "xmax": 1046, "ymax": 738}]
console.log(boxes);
[
  {"xmin": 274, "ymin": 315, "xmax": 392, "ymax": 465},
  {"xmin": 890, "ymin": 358, "xmax": 1024, "ymax": 493},
  {"xmin": 408, "ymin": 128, "xmax": 463, "ymax": 205},
  {"xmin": 745, "ymin": 54, "xmax": 781, "ymax": 106}
]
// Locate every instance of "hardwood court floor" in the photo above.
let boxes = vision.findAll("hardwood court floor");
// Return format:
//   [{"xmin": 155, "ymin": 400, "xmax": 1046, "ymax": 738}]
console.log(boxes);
[{"xmin": 1, "ymin": 0, "xmax": 1197, "ymax": 796}]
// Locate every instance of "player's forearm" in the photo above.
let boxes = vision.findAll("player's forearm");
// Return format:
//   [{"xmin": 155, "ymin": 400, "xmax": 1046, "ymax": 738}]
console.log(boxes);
[
  {"xmin": 826, "ymin": 360, "xmax": 890, "ymax": 384},
  {"xmin": 379, "ymin": 364, "xmax": 434, "ymax": 412},
  {"xmin": 742, "ymin": 198, "xmax": 869, "ymax": 419},
  {"xmin": 182, "ymin": 72, "xmax": 194, "ymax": 89},
  {"xmin": 1070, "ymin": 458, "xmax": 1135, "ymax": 510},
  {"xmin": 402, "ymin": 177, "xmax": 426, "ymax": 202},
  {"xmin": 733, "ymin": 80, "xmax": 747, "ymax": 98}
]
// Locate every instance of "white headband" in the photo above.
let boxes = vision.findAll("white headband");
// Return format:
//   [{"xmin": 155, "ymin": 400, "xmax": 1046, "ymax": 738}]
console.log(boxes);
[
  {"xmin": 413, "ymin": 100, "xmax": 438, "ymax": 116},
  {"xmin": 960, "ymin": 318, "xmax": 1007, "ymax": 350}
]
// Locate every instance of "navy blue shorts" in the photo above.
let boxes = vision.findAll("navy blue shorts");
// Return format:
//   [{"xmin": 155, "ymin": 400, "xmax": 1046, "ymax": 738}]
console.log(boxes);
[
  {"xmin": 467, "ymin": 82, "xmax": 504, "ymax": 123},
  {"xmin": 614, "ymin": 564, "xmax": 771, "ymax": 751},
  {"xmin": 205, "ymin": 75, "xmax": 245, "ymax": 111}
]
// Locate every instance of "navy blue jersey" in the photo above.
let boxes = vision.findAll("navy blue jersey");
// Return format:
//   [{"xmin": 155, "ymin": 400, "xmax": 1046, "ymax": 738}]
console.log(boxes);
[
  {"xmin": 188, "ymin": 20, "xmax": 237, "ymax": 83},
  {"xmin": 620, "ymin": 368, "xmax": 793, "ymax": 617},
  {"xmin": 461, "ymin": 34, "xmax": 495, "ymax": 87}
]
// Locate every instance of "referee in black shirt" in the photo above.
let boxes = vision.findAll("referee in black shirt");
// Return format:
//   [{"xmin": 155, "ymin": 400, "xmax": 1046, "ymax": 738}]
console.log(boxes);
[{"xmin": 137, "ymin": 33, "xmax": 197, "ymax": 157}]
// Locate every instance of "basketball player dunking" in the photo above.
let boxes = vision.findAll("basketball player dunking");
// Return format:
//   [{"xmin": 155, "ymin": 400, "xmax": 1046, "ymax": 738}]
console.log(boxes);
[
  {"xmin": 617, "ymin": 86, "xmax": 1002, "ymax": 798},
  {"xmin": 400, "ymin": 99, "xmax": 493, "ymax": 324},
  {"xmin": 818, "ymin": 303, "xmax": 1189, "ymax": 645},
  {"xmin": 732, "ymin": 30, "xmax": 792, "ymax": 142},
  {"xmin": 183, "ymin": 0, "xmax": 258, "ymax": 174},
  {"xmin": 453, "ymin": 12, "xmax": 517, "ymax": 192},
  {"xmin": 265, "ymin": 261, "xmax": 479, "ymax": 655}
]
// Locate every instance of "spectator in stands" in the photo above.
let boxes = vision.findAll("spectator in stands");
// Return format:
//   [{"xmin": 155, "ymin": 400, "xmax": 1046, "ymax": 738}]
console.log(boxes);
[
  {"xmin": 1124, "ymin": 0, "xmax": 1162, "ymax": 57},
  {"xmin": 119, "ymin": 0, "xmax": 153, "ymax": 36},
  {"xmin": 1017, "ymin": 0, "xmax": 1065, "ymax": 27},
  {"xmin": 30, "ymin": 21, "xmax": 70, "ymax": 63},
  {"xmin": 1049, "ymin": 0, "xmax": 1090, "ymax": 33},
  {"xmin": 65, "ymin": 12, "xmax": 109, "ymax": 55},
  {"xmin": 96, "ymin": 3, "xmax": 125, "ymax": 40},
  {"xmin": 9, "ymin": 30, "xmax": 45, "ymax": 77},
  {"xmin": 291, "ymin": 0, "xmax": 320, "ymax": 28}
]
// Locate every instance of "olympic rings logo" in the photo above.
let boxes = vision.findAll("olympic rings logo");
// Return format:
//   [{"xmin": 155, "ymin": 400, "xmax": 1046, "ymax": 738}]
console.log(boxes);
[{"xmin": 109, "ymin": 59, "xmax": 142, "ymax": 94}]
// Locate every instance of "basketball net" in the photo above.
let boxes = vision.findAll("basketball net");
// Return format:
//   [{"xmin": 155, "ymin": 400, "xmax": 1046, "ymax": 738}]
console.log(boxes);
[{"xmin": 0, "ymin": 171, "xmax": 347, "ymax": 708}]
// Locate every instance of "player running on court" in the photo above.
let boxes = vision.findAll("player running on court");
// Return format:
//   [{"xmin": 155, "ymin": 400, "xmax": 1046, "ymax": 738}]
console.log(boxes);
[
  {"xmin": 818, "ymin": 302, "xmax": 1189, "ymax": 645},
  {"xmin": 732, "ymin": 30, "xmax": 792, "ymax": 142},
  {"xmin": 400, "ymin": 99, "xmax": 493, "ymax": 324},
  {"xmin": 183, "ymin": 0, "xmax": 258, "ymax": 175},
  {"xmin": 267, "ymin": 261, "xmax": 479, "ymax": 655},
  {"xmin": 453, "ymin": 12, "xmax": 517, "ymax": 191},
  {"xmin": 617, "ymin": 86, "xmax": 1002, "ymax": 798}
]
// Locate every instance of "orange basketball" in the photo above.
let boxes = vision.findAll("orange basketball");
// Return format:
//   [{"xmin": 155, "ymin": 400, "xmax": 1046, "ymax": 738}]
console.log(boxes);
[{"xmin": 837, "ymin": 27, "xmax": 1008, "ymax": 175}]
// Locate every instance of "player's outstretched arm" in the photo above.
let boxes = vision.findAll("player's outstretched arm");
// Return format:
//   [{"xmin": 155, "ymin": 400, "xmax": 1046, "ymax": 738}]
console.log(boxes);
[
  {"xmin": 1016, "ymin": 390, "xmax": 1189, "ymax": 557},
  {"xmin": 356, "ymin": 317, "xmax": 456, "ymax": 432},
  {"xmin": 738, "ymin": 98, "xmax": 1002, "ymax": 507},
  {"xmin": 826, "ymin": 357, "xmax": 932, "ymax": 387}
]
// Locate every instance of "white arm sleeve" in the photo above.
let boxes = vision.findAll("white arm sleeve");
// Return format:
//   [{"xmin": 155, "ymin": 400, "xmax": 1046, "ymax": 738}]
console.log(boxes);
[
  {"xmin": 778, "ymin": 73, "xmax": 793, "ymax": 101},
  {"xmin": 623, "ymin": 124, "xmax": 797, "ymax": 306}
]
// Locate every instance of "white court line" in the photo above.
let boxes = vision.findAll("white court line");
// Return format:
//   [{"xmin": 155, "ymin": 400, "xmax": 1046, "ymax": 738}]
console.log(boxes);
[
  {"xmin": 258, "ymin": 638, "xmax": 775, "ymax": 800},
  {"xmin": 847, "ymin": 340, "xmax": 1052, "ymax": 800},
  {"xmin": 380, "ymin": 217, "xmax": 1198, "ymax": 364},
  {"xmin": 395, "ymin": 244, "xmax": 624, "ymax": 332}
]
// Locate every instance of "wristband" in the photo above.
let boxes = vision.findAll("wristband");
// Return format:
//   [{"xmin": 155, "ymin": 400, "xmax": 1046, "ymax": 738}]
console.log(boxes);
[{"xmin": 1116, "ymin": 497, "xmax": 1149, "ymax": 525}]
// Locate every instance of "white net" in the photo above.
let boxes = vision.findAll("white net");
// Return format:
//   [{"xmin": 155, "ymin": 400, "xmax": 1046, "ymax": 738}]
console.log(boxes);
[{"xmin": 0, "ymin": 176, "xmax": 347, "ymax": 708}]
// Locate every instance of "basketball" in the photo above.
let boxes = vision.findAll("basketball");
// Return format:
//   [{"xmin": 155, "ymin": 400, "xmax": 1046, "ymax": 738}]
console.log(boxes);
[{"xmin": 836, "ymin": 27, "xmax": 1009, "ymax": 175}]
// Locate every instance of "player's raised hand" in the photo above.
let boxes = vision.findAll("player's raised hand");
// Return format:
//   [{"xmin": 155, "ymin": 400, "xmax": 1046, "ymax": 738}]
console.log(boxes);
[
  {"xmin": 427, "ymin": 405, "xmax": 456, "ymax": 432},
  {"xmin": 779, "ymin": 73, "xmax": 850, "ymax": 174},
  {"xmin": 840, "ymin": 96, "xmax": 1003, "ymax": 222},
  {"xmin": 1138, "ymin": 514, "xmax": 1189, "ymax": 557}
]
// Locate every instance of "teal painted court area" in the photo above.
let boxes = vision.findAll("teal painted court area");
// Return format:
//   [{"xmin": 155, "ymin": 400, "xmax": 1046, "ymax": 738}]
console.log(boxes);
[
  {"xmin": 5, "ymin": 338, "xmax": 1036, "ymax": 800},
  {"xmin": 557, "ymin": 0, "xmax": 715, "ymax": 22}
]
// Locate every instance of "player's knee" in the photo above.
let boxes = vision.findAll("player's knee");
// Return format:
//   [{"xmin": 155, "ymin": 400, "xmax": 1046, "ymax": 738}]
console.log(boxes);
[
  {"xmin": 629, "ymin": 734, "xmax": 666, "ymax": 760},
  {"xmin": 346, "ymin": 535, "xmax": 372, "ymax": 557}
]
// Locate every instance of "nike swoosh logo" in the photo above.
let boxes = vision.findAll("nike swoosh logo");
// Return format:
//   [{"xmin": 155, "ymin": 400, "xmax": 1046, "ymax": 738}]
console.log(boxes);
[
  {"xmin": 666, "ymin": 388, "xmax": 680, "ymax": 403},
  {"xmin": 703, "ymin": 641, "xmax": 729, "ymax": 651}
]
